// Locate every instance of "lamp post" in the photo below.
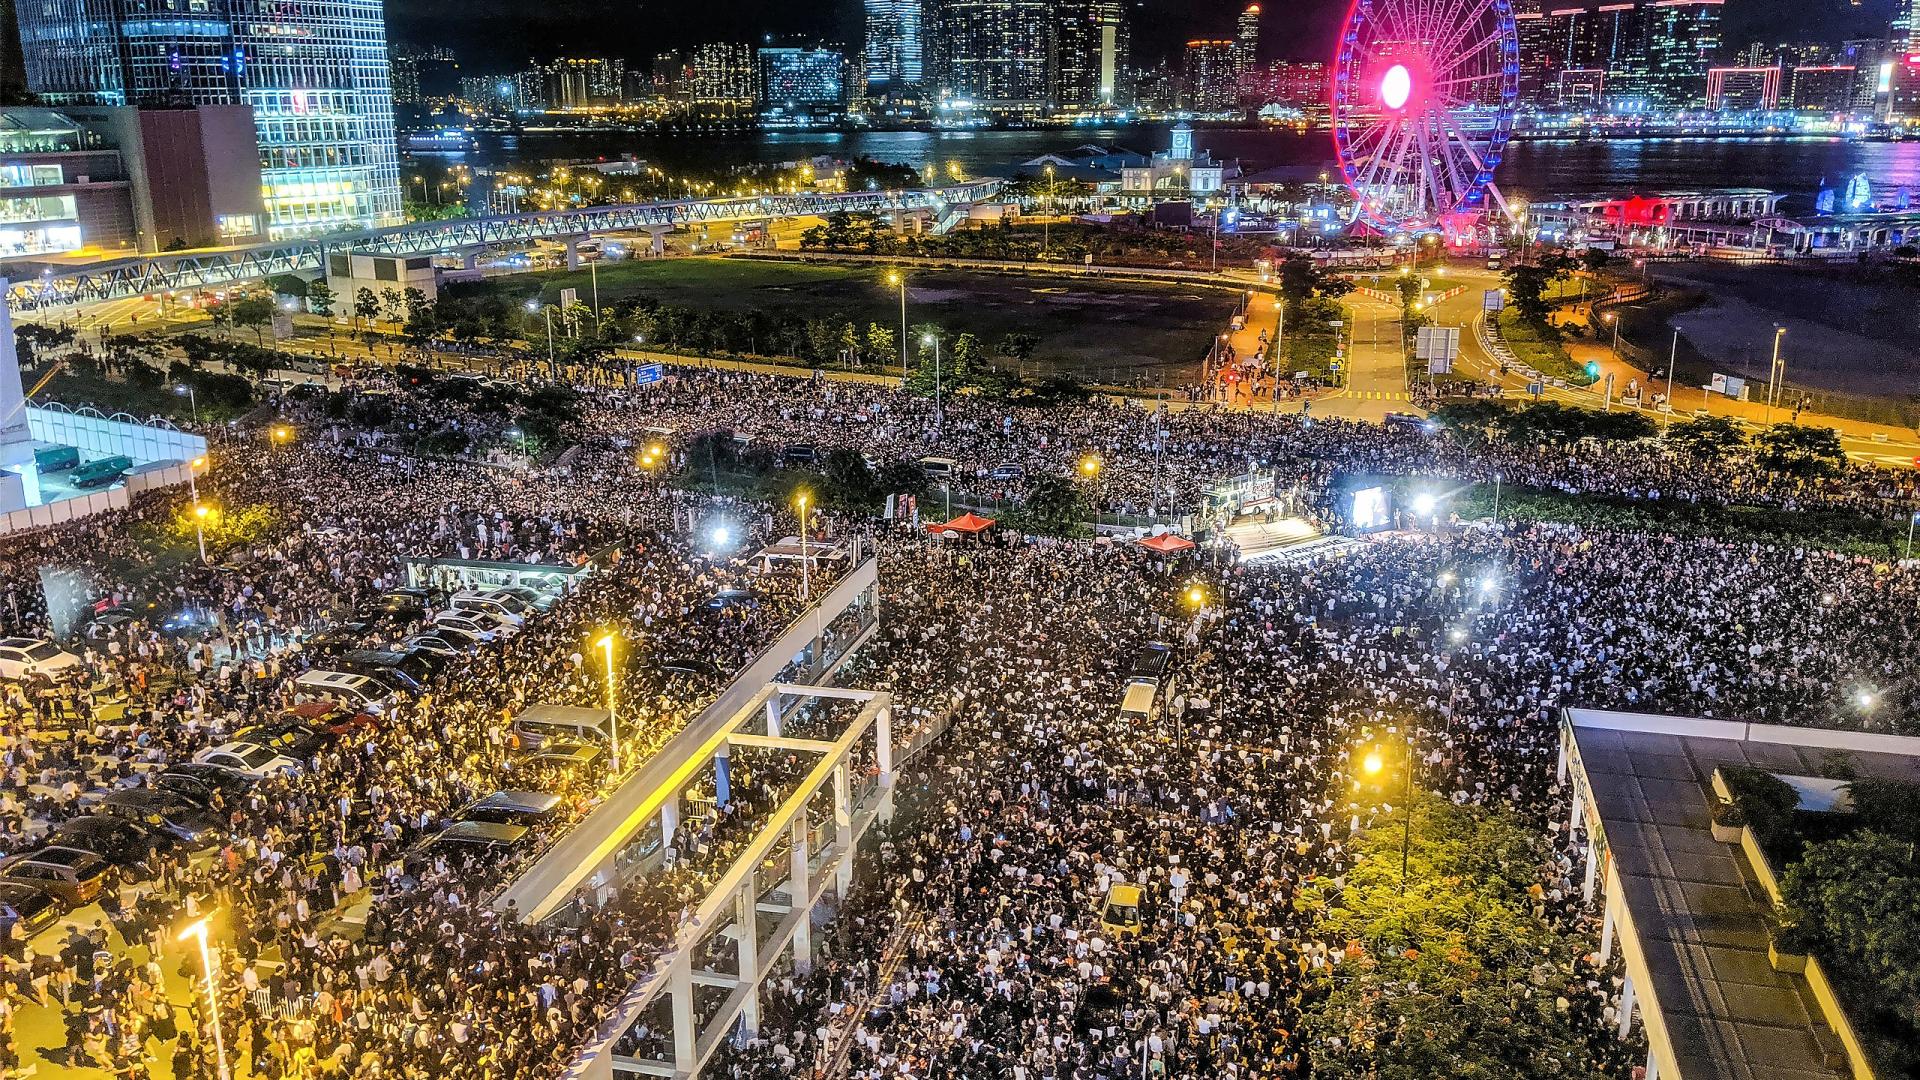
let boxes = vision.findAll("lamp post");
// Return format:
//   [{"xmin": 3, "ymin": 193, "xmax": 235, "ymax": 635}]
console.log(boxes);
[
  {"xmin": 1360, "ymin": 735, "xmax": 1417, "ymax": 893},
  {"xmin": 174, "ymin": 383, "xmax": 199, "ymax": 424},
  {"xmin": 1043, "ymin": 164, "xmax": 1054, "ymax": 258},
  {"xmin": 1906, "ymin": 511, "xmax": 1918, "ymax": 560},
  {"xmin": 189, "ymin": 499, "xmax": 208, "ymax": 557},
  {"xmin": 1765, "ymin": 325, "xmax": 1787, "ymax": 424},
  {"xmin": 1665, "ymin": 326, "xmax": 1680, "ymax": 429},
  {"xmin": 177, "ymin": 916, "xmax": 231, "ymax": 1080},
  {"xmin": 526, "ymin": 300, "xmax": 556, "ymax": 380},
  {"xmin": 1604, "ymin": 311, "xmax": 1620, "ymax": 356},
  {"xmin": 596, "ymin": 633, "xmax": 620, "ymax": 775},
  {"xmin": 795, "ymin": 492, "xmax": 811, "ymax": 601},
  {"xmin": 589, "ymin": 257, "xmax": 601, "ymax": 330},
  {"xmin": 887, "ymin": 271, "xmax": 908, "ymax": 378},
  {"xmin": 923, "ymin": 333, "xmax": 942, "ymax": 430},
  {"xmin": 1270, "ymin": 297, "xmax": 1286, "ymax": 415}
]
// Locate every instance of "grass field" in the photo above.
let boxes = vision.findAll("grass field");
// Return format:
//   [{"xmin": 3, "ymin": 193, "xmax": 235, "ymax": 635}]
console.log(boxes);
[
  {"xmin": 1497, "ymin": 311, "xmax": 1589, "ymax": 384},
  {"xmin": 470, "ymin": 258, "xmax": 1237, "ymax": 385}
]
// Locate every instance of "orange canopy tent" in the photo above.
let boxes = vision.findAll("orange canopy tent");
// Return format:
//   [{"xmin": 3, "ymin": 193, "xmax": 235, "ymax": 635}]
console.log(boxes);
[
  {"xmin": 926, "ymin": 512, "xmax": 997, "ymax": 535},
  {"xmin": 1137, "ymin": 532, "xmax": 1196, "ymax": 553}
]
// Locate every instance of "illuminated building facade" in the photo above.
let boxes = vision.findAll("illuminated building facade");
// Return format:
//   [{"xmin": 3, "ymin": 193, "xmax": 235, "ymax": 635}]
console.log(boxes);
[
  {"xmin": 926, "ymin": 0, "xmax": 1054, "ymax": 117},
  {"xmin": 12, "ymin": 0, "xmax": 401, "ymax": 238},
  {"xmin": 758, "ymin": 46, "xmax": 846, "ymax": 122},
  {"xmin": 1704, "ymin": 65, "xmax": 1781, "ymax": 110},
  {"xmin": 864, "ymin": 0, "xmax": 924, "ymax": 93},
  {"xmin": 1182, "ymin": 39, "xmax": 1236, "ymax": 112},
  {"xmin": 1052, "ymin": 0, "xmax": 1130, "ymax": 111}
]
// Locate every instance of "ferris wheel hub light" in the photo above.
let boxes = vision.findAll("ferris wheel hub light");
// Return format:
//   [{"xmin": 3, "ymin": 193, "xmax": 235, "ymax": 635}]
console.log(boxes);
[{"xmin": 1381, "ymin": 64, "xmax": 1412, "ymax": 109}]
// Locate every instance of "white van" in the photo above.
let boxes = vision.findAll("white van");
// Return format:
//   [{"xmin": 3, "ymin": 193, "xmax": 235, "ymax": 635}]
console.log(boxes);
[
  {"xmin": 1119, "ymin": 679, "xmax": 1159, "ymax": 723},
  {"xmin": 294, "ymin": 669, "xmax": 395, "ymax": 711},
  {"xmin": 918, "ymin": 456, "xmax": 959, "ymax": 480},
  {"xmin": 512, "ymin": 705, "xmax": 614, "ymax": 751}
]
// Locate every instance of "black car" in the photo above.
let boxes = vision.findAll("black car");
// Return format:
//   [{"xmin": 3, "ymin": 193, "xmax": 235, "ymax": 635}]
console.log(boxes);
[
  {"xmin": 48, "ymin": 815, "xmax": 170, "ymax": 867},
  {"xmin": 1129, "ymin": 642, "xmax": 1175, "ymax": 682},
  {"xmin": 304, "ymin": 622, "xmax": 376, "ymax": 657},
  {"xmin": 232, "ymin": 721, "xmax": 327, "ymax": 759},
  {"xmin": 98, "ymin": 790, "xmax": 223, "ymax": 849},
  {"xmin": 154, "ymin": 763, "xmax": 258, "ymax": 807},
  {"xmin": 0, "ymin": 881, "xmax": 59, "ymax": 939},
  {"xmin": 360, "ymin": 589, "xmax": 432, "ymax": 625},
  {"xmin": 337, "ymin": 649, "xmax": 434, "ymax": 693},
  {"xmin": 457, "ymin": 790, "xmax": 564, "ymax": 828},
  {"xmin": 782, "ymin": 444, "xmax": 820, "ymax": 466}
]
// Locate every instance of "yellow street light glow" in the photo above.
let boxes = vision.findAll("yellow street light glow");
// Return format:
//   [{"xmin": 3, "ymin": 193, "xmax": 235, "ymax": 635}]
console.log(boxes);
[
  {"xmin": 192, "ymin": 456, "xmax": 207, "ymax": 468},
  {"xmin": 1078, "ymin": 455, "xmax": 1101, "ymax": 477},
  {"xmin": 193, "ymin": 504, "xmax": 210, "ymax": 519},
  {"xmin": 1185, "ymin": 585, "xmax": 1205, "ymax": 607},
  {"xmin": 1362, "ymin": 751, "xmax": 1384, "ymax": 775}
]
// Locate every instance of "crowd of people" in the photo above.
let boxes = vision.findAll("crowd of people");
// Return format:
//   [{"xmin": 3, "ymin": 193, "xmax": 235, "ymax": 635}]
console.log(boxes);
[{"xmin": 0, "ymin": 343, "xmax": 1913, "ymax": 1078}]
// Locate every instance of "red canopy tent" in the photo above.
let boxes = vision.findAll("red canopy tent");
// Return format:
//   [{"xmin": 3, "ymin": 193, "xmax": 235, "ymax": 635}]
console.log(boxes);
[
  {"xmin": 926, "ymin": 512, "xmax": 997, "ymax": 536},
  {"xmin": 1137, "ymin": 532, "xmax": 1196, "ymax": 554}
]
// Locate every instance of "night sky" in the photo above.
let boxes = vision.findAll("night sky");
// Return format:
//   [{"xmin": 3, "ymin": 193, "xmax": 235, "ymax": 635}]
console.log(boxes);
[{"xmin": 386, "ymin": 0, "xmax": 1904, "ymax": 74}]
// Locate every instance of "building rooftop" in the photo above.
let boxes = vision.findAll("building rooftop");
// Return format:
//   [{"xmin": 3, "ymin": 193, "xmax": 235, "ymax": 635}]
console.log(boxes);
[{"xmin": 1566, "ymin": 708, "xmax": 1920, "ymax": 1080}]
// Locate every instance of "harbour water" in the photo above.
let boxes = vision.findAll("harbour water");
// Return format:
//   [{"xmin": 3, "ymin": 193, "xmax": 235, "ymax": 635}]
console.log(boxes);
[{"xmin": 448, "ymin": 125, "xmax": 1920, "ymax": 199}]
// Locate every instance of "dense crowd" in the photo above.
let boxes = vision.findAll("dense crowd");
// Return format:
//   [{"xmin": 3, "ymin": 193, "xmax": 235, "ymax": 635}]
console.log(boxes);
[{"xmin": 0, "ymin": 347, "xmax": 1914, "ymax": 1078}]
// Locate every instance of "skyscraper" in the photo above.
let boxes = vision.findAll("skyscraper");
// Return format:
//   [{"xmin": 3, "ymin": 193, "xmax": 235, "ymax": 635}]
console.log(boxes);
[
  {"xmin": 1052, "ymin": 0, "xmax": 1130, "ymax": 111},
  {"xmin": 864, "ymin": 0, "xmax": 924, "ymax": 93},
  {"xmin": 1234, "ymin": 3, "xmax": 1261, "ymax": 101},
  {"xmin": 759, "ymin": 46, "xmax": 847, "ymax": 121},
  {"xmin": 926, "ymin": 0, "xmax": 1054, "ymax": 117},
  {"xmin": 690, "ymin": 43, "xmax": 756, "ymax": 107},
  {"xmin": 1183, "ymin": 39, "xmax": 1237, "ymax": 112},
  {"xmin": 12, "ymin": 0, "xmax": 400, "ymax": 238},
  {"xmin": 1638, "ymin": 0, "xmax": 1722, "ymax": 109}
]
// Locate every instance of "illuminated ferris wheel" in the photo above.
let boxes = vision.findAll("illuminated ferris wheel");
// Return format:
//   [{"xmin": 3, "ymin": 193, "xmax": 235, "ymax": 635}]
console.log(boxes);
[{"xmin": 1331, "ymin": 0, "xmax": 1520, "ymax": 234}]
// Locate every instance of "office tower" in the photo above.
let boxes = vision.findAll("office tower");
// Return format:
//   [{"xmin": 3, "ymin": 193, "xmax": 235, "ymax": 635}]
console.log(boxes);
[
  {"xmin": 1516, "ymin": 0, "xmax": 1646, "ymax": 109},
  {"xmin": 759, "ymin": 46, "xmax": 846, "ymax": 120},
  {"xmin": 690, "ymin": 43, "xmax": 756, "ymax": 106},
  {"xmin": 1183, "ymin": 39, "xmax": 1237, "ymax": 112},
  {"xmin": 1265, "ymin": 60, "xmax": 1327, "ymax": 106},
  {"xmin": 926, "ymin": 0, "xmax": 1055, "ymax": 117},
  {"xmin": 1787, "ymin": 63, "xmax": 1857, "ymax": 110},
  {"xmin": 538, "ymin": 59, "xmax": 623, "ymax": 109},
  {"xmin": 1131, "ymin": 59, "xmax": 1175, "ymax": 111},
  {"xmin": 1897, "ymin": 0, "xmax": 1919, "ymax": 52},
  {"xmin": 1234, "ymin": 3, "xmax": 1260, "ymax": 101},
  {"xmin": 1052, "ymin": 0, "xmax": 1129, "ymax": 111},
  {"xmin": 864, "ymin": 0, "xmax": 924, "ymax": 93},
  {"xmin": 393, "ymin": 45, "xmax": 458, "ymax": 107},
  {"xmin": 1638, "ymin": 0, "xmax": 1723, "ymax": 109},
  {"xmin": 13, "ymin": 0, "xmax": 401, "ymax": 237}
]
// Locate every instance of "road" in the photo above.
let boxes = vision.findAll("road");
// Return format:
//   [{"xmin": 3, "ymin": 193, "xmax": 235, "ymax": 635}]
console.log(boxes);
[{"xmin": 1422, "ymin": 265, "xmax": 1920, "ymax": 467}]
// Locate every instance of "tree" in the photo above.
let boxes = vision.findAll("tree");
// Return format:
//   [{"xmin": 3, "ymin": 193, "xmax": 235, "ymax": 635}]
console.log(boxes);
[
  {"xmin": 306, "ymin": 280, "xmax": 337, "ymax": 318},
  {"xmin": 820, "ymin": 448, "xmax": 879, "ymax": 508},
  {"xmin": 865, "ymin": 324, "xmax": 896, "ymax": 370},
  {"xmin": 1502, "ymin": 264, "xmax": 1555, "ymax": 323},
  {"xmin": 1753, "ymin": 424, "xmax": 1845, "ymax": 477},
  {"xmin": 229, "ymin": 295, "xmax": 275, "ymax": 346},
  {"xmin": 1666, "ymin": 414, "xmax": 1747, "ymax": 459},
  {"xmin": 1580, "ymin": 246, "xmax": 1613, "ymax": 276},
  {"xmin": 380, "ymin": 289, "xmax": 405, "ymax": 325},
  {"xmin": 1780, "ymin": 829, "xmax": 1920, "ymax": 1058},
  {"xmin": 1008, "ymin": 475, "xmax": 1091, "ymax": 537},
  {"xmin": 997, "ymin": 333, "xmax": 1039, "ymax": 365},
  {"xmin": 1279, "ymin": 253, "xmax": 1355, "ymax": 302},
  {"xmin": 1295, "ymin": 795, "xmax": 1616, "ymax": 1080},
  {"xmin": 353, "ymin": 288, "xmax": 380, "ymax": 331}
]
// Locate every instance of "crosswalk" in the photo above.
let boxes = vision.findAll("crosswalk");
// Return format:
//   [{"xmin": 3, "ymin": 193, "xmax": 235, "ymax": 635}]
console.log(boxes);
[{"xmin": 1339, "ymin": 390, "xmax": 1413, "ymax": 401}]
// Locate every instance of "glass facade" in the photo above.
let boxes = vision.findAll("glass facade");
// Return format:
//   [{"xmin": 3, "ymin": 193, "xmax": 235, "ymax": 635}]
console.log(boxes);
[
  {"xmin": 863, "ymin": 0, "xmax": 923, "ymax": 91},
  {"xmin": 12, "ymin": 0, "xmax": 401, "ymax": 237}
]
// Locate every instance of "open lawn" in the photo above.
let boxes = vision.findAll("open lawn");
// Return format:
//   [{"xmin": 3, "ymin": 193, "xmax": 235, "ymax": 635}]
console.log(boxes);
[
  {"xmin": 1497, "ymin": 311, "xmax": 1588, "ymax": 384},
  {"xmin": 465, "ymin": 257, "xmax": 1237, "ymax": 385}
]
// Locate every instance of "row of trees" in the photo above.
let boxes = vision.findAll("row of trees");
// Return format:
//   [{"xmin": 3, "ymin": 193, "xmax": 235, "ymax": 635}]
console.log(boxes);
[
  {"xmin": 798, "ymin": 212, "xmax": 1285, "ymax": 269},
  {"xmin": 1433, "ymin": 401, "xmax": 1848, "ymax": 477}
]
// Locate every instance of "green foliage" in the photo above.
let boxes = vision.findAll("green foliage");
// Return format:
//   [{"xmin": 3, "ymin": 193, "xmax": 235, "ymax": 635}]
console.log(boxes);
[
  {"xmin": 1431, "ymin": 401, "xmax": 1510, "ymax": 444},
  {"xmin": 125, "ymin": 361, "xmax": 164, "ymax": 392},
  {"xmin": 819, "ymin": 448, "xmax": 880, "ymax": 509},
  {"xmin": 872, "ymin": 458, "xmax": 930, "ymax": 500},
  {"xmin": 267, "ymin": 274, "xmax": 309, "ymax": 298},
  {"xmin": 227, "ymin": 295, "xmax": 276, "ymax": 345},
  {"xmin": 306, "ymin": 279, "xmax": 336, "ymax": 317},
  {"xmin": 1845, "ymin": 778, "xmax": 1920, "ymax": 848},
  {"xmin": 1490, "ymin": 401, "xmax": 1653, "ymax": 445},
  {"xmin": 1665, "ymin": 415, "xmax": 1747, "ymax": 459},
  {"xmin": 1002, "ymin": 475, "xmax": 1091, "ymax": 537},
  {"xmin": 1720, "ymin": 765, "xmax": 1802, "ymax": 853},
  {"xmin": 415, "ymin": 428, "xmax": 471, "ymax": 457},
  {"xmin": 1278, "ymin": 253, "xmax": 1354, "ymax": 302},
  {"xmin": 1296, "ymin": 795, "xmax": 1613, "ymax": 1080},
  {"xmin": 1753, "ymin": 424, "xmax": 1846, "ymax": 477}
]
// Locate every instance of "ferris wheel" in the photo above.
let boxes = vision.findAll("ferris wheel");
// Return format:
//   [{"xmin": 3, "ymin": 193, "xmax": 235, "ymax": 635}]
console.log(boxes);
[{"xmin": 1331, "ymin": 0, "xmax": 1519, "ymax": 234}]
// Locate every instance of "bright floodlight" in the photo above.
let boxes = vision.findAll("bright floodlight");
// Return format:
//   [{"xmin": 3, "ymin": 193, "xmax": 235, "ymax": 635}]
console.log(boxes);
[
  {"xmin": 711, "ymin": 525, "xmax": 732, "ymax": 547},
  {"xmin": 1380, "ymin": 64, "xmax": 1412, "ymax": 110},
  {"xmin": 524, "ymin": 300, "xmax": 540, "ymax": 312},
  {"xmin": 1857, "ymin": 690, "xmax": 1878, "ymax": 711},
  {"xmin": 1412, "ymin": 492, "xmax": 1437, "ymax": 516},
  {"xmin": 922, "ymin": 334, "xmax": 935, "ymax": 346},
  {"xmin": 1362, "ymin": 751, "xmax": 1384, "ymax": 775}
]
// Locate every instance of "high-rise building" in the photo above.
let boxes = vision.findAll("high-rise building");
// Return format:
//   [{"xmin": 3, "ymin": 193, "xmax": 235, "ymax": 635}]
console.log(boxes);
[
  {"xmin": 1639, "ymin": 0, "xmax": 1723, "ymax": 109},
  {"xmin": 1052, "ymin": 0, "xmax": 1130, "ymax": 111},
  {"xmin": 759, "ymin": 46, "xmax": 846, "ymax": 121},
  {"xmin": 392, "ymin": 46, "xmax": 458, "ymax": 107},
  {"xmin": 690, "ymin": 43, "xmax": 756, "ymax": 107},
  {"xmin": 1265, "ymin": 60, "xmax": 1328, "ymax": 107},
  {"xmin": 537, "ymin": 59, "xmax": 624, "ymax": 109},
  {"xmin": 12, "ymin": 0, "xmax": 401, "ymax": 237},
  {"xmin": 1234, "ymin": 4, "xmax": 1261, "ymax": 102},
  {"xmin": 1517, "ymin": 0, "xmax": 1648, "ymax": 109},
  {"xmin": 1787, "ymin": 63, "xmax": 1857, "ymax": 110},
  {"xmin": 864, "ymin": 0, "xmax": 924, "ymax": 93},
  {"xmin": 926, "ymin": 0, "xmax": 1055, "ymax": 117},
  {"xmin": 1182, "ymin": 39, "xmax": 1237, "ymax": 112},
  {"xmin": 1897, "ymin": 0, "xmax": 1919, "ymax": 53}
]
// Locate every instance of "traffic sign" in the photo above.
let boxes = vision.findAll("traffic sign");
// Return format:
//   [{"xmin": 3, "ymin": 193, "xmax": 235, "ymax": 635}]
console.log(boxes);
[
  {"xmin": 634, "ymin": 363, "xmax": 664, "ymax": 385},
  {"xmin": 1330, "ymin": 360, "xmax": 1342, "ymax": 371},
  {"xmin": 1527, "ymin": 381, "xmax": 1544, "ymax": 397}
]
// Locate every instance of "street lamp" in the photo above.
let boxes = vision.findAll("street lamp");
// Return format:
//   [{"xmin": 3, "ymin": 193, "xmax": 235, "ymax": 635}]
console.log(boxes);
[
  {"xmin": 1043, "ymin": 164, "xmax": 1055, "ymax": 258},
  {"xmin": 922, "ymin": 333, "xmax": 943, "ymax": 429},
  {"xmin": 270, "ymin": 425, "xmax": 293, "ymax": 446},
  {"xmin": 192, "ymin": 503, "xmax": 210, "ymax": 563},
  {"xmin": 1765, "ymin": 325, "xmax": 1788, "ymax": 424},
  {"xmin": 888, "ymin": 272, "xmax": 908, "ymax": 377},
  {"xmin": 526, "ymin": 300, "xmax": 556, "ymax": 380},
  {"xmin": 177, "ymin": 916, "xmax": 231, "ymax": 1080},
  {"xmin": 1604, "ymin": 311, "xmax": 1620, "ymax": 356},
  {"xmin": 1356, "ymin": 738, "xmax": 1416, "ymax": 893},
  {"xmin": 597, "ymin": 633, "xmax": 621, "ymax": 775},
  {"xmin": 1078, "ymin": 454, "xmax": 1102, "ymax": 479},
  {"xmin": 795, "ymin": 491, "xmax": 812, "ymax": 601},
  {"xmin": 1906, "ymin": 510, "xmax": 1919, "ymax": 560},
  {"xmin": 174, "ymin": 383, "xmax": 198, "ymax": 424},
  {"xmin": 1664, "ymin": 325, "xmax": 1681, "ymax": 429}
]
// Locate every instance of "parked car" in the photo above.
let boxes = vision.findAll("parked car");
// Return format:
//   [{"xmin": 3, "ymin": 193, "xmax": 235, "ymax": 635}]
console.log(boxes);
[
  {"xmin": 0, "ymin": 638, "xmax": 81, "ymax": 680},
  {"xmin": 97, "ymin": 790, "xmax": 223, "ymax": 849},
  {"xmin": 429, "ymin": 614, "xmax": 500, "ymax": 645},
  {"xmin": 707, "ymin": 588, "xmax": 757, "ymax": 611},
  {"xmin": 359, "ymin": 588, "xmax": 433, "ymax": 624},
  {"xmin": 334, "ymin": 650, "xmax": 428, "ymax": 694},
  {"xmin": 402, "ymin": 633, "xmax": 470, "ymax": 658},
  {"xmin": 231, "ymin": 721, "xmax": 327, "ymax": 759},
  {"xmin": 303, "ymin": 622, "xmax": 376, "ymax": 658},
  {"xmin": 280, "ymin": 699, "xmax": 379, "ymax": 737},
  {"xmin": 495, "ymin": 584, "xmax": 561, "ymax": 613},
  {"xmin": 404, "ymin": 821, "xmax": 530, "ymax": 874},
  {"xmin": 457, "ymin": 790, "xmax": 564, "ymax": 828},
  {"xmin": 0, "ymin": 881, "xmax": 60, "ymax": 939},
  {"xmin": 293, "ymin": 669, "xmax": 396, "ymax": 712},
  {"xmin": 193, "ymin": 740, "xmax": 304, "ymax": 778},
  {"xmin": 445, "ymin": 597, "xmax": 525, "ymax": 631},
  {"xmin": 48, "ymin": 815, "xmax": 171, "ymax": 867},
  {"xmin": 153, "ymin": 762, "xmax": 257, "ymax": 806},
  {"xmin": 521, "ymin": 740, "xmax": 604, "ymax": 771},
  {"xmin": 0, "ymin": 846, "xmax": 114, "ymax": 909}
]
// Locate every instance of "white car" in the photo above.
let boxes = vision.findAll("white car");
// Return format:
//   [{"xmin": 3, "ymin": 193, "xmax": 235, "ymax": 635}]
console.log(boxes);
[
  {"xmin": 194, "ymin": 740, "xmax": 303, "ymax": 778},
  {"xmin": 0, "ymin": 638, "xmax": 81, "ymax": 681},
  {"xmin": 448, "ymin": 592, "xmax": 527, "ymax": 627},
  {"xmin": 429, "ymin": 614, "xmax": 501, "ymax": 644}
]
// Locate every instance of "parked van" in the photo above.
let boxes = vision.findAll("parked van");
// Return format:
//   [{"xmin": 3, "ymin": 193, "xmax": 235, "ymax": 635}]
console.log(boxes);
[
  {"xmin": 918, "ymin": 456, "xmax": 959, "ymax": 480},
  {"xmin": 71, "ymin": 455, "xmax": 133, "ymax": 488},
  {"xmin": 511, "ymin": 706, "xmax": 613, "ymax": 751},
  {"xmin": 1119, "ymin": 679, "xmax": 1159, "ymax": 723},
  {"xmin": 294, "ymin": 669, "xmax": 395, "ymax": 711}
]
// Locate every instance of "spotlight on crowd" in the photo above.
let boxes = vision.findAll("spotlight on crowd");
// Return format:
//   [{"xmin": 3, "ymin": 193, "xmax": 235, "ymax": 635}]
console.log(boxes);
[
  {"xmin": 1479, "ymin": 575, "xmax": 1498, "ymax": 597},
  {"xmin": 1437, "ymin": 571, "xmax": 1455, "ymax": 586},
  {"xmin": 709, "ymin": 524, "xmax": 733, "ymax": 550},
  {"xmin": 1185, "ymin": 584, "xmax": 1207, "ymax": 609}
]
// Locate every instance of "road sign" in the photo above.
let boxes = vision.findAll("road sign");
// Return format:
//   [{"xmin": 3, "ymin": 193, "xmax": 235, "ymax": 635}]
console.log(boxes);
[
  {"xmin": 1415, "ymin": 326, "xmax": 1459, "ymax": 374},
  {"xmin": 634, "ymin": 363, "xmax": 664, "ymax": 385},
  {"xmin": 559, "ymin": 287, "xmax": 578, "ymax": 309},
  {"xmin": 1483, "ymin": 289, "xmax": 1504, "ymax": 312},
  {"xmin": 1330, "ymin": 360, "xmax": 1342, "ymax": 371},
  {"xmin": 1527, "ymin": 381, "xmax": 1544, "ymax": 398}
]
